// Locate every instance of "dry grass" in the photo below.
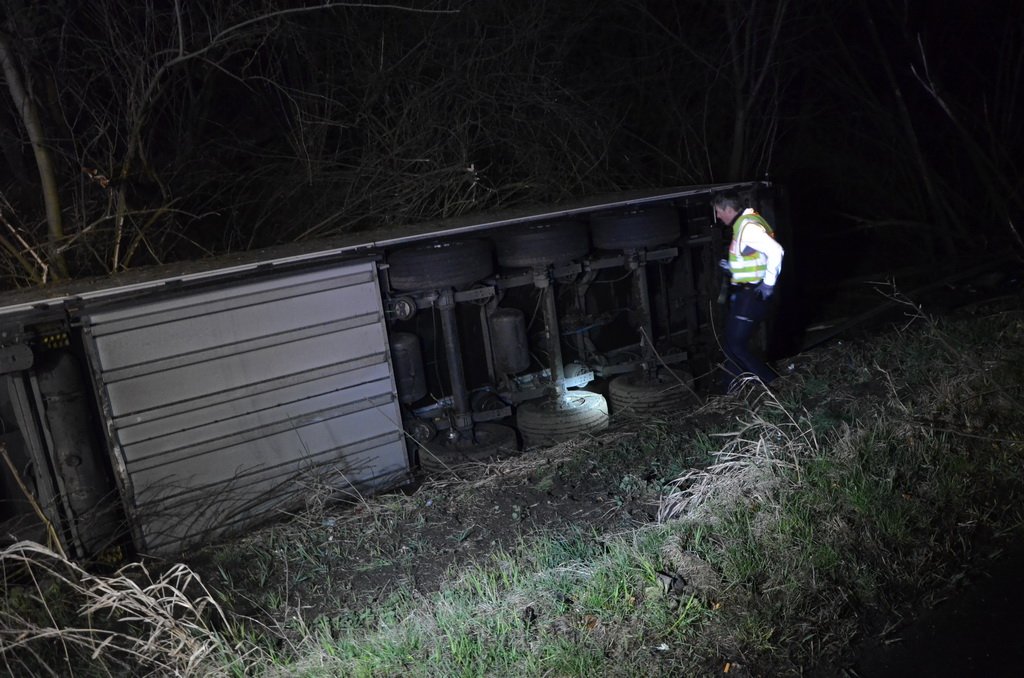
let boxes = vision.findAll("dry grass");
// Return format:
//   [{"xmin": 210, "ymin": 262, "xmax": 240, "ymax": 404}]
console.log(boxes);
[
  {"xmin": 3, "ymin": 298, "xmax": 1023, "ymax": 677},
  {"xmin": 658, "ymin": 379, "xmax": 816, "ymax": 524},
  {"xmin": 0, "ymin": 540, "xmax": 256, "ymax": 677}
]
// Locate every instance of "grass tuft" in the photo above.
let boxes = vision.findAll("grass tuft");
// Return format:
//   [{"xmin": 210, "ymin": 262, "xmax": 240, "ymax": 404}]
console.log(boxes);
[{"xmin": 4, "ymin": 298, "xmax": 1024, "ymax": 675}]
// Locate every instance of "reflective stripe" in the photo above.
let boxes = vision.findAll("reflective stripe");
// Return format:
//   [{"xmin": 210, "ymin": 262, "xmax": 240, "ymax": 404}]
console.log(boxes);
[{"xmin": 728, "ymin": 212, "xmax": 774, "ymax": 282}]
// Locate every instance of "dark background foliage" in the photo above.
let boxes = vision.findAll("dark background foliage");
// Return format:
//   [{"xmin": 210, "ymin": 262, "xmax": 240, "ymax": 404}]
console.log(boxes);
[{"xmin": 0, "ymin": 0, "xmax": 1020, "ymax": 288}]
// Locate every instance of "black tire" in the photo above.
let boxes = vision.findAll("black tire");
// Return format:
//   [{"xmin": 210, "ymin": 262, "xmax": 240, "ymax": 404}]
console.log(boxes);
[
  {"xmin": 609, "ymin": 368, "xmax": 694, "ymax": 415},
  {"xmin": 494, "ymin": 220, "xmax": 590, "ymax": 268},
  {"xmin": 591, "ymin": 206, "xmax": 680, "ymax": 250},
  {"xmin": 418, "ymin": 422, "xmax": 518, "ymax": 473},
  {"xmin": 388, "ymin": 239, "xmax": 494, "ymax": 291},
  {"xmin": 516, "ymin": 390, "xmax": 609, "ymax": 448}
]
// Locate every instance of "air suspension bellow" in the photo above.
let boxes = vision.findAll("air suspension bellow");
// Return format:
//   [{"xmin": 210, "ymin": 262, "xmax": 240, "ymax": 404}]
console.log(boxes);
[
  {"xmin": 389, "ymin": 332, "xmax": 427, "ymax": 404},
  {"xmin": 490, "ymin": 308, "xmax": 530, "ymax": 375}
]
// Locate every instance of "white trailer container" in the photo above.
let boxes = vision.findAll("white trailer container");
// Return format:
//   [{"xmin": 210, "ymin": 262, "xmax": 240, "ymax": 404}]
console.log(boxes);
[{"xmin": 0, "ymin": 181, "xmax": 774, "ymax": 559}]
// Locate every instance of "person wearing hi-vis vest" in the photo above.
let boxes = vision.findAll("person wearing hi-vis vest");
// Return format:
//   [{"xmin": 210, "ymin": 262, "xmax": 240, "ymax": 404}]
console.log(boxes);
[{"xmin": 713, "ymin": 191, "xmax": 785, "ymax": 391}]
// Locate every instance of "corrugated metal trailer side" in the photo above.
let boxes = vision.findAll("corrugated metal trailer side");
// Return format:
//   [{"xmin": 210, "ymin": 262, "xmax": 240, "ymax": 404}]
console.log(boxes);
[
  {"xmin": 0, "ymin": 181, "xmax": 773, "ymax": 559},
  {"xmin": 79, "ymin": 259, "xmax": 410, "ymax": 555}
]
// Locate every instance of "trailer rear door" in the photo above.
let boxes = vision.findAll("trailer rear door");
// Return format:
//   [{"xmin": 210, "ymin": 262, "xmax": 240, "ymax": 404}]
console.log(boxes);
[{"xmin": 80, "ymin": 259, "xmax": 409, "ymax": 555}]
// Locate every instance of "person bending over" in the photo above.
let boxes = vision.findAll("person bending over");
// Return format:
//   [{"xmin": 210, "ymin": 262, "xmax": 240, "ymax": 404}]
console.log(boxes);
[{"xmin": 713, "ymin": 191, "xmax": 785, "ymax": 391}]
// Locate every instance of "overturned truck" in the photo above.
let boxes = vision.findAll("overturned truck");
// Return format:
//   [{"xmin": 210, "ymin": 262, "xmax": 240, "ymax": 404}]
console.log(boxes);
[{"xmin": 0, "ymin": 181, "xmax": 775, "ymax": 560}]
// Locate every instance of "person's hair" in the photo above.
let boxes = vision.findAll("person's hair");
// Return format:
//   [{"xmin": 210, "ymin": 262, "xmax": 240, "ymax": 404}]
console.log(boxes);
[{"xmin": 712, "ymin": 191, "xmax": 744, "ymax": 212}]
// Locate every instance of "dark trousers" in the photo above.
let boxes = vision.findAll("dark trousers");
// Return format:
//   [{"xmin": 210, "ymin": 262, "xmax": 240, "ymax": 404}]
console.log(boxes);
[{"xmin": 722, "ymin": 285, "xmax": 778, "ymax": 388}]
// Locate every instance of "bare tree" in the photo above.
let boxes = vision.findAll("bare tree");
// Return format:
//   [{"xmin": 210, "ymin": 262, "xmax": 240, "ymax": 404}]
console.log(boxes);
[
  {"xmin": 909, "ymin": 10, "xmax": 1024, "ymax": 257},
  {"xmin": 0, "ymin": 29, "xmax": 67, "ymax": 280},
  {"xmin": 615, "ymin": 0, "xmax": 806, "ymax": 183},
  {"xmin": 721, "ymin": 0, "xmax": 790, "ymax": 180},
  {"xmin": 1, "ymin": 0, "xmax": 821, "ymax": 288},
  {"xmin": 0, "ymin": 0, "xmax": 468, "ymax": 285},
  {"xmin": 795, "ymin": 1, "xmax": 1023, "ymax": 263}
]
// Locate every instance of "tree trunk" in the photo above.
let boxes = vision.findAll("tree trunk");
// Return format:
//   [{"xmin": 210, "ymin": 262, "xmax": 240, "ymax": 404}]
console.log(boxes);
[
  {"xmin": 728, "ymin": 107, "xmax": 747, "ymax": 181},
  {"xmin": 0, "ymin": 31, "xmax": 68, "ymax": 280},
  {"xmin": 860, "ymin": 4, "xmax": 957, "ymax": 259}
]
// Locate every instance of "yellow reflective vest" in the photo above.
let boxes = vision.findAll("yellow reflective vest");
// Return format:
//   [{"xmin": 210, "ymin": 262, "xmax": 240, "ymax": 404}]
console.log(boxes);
[{"xmin": 728, "ymin": 210, "xmax": 775, "ymax": 283}]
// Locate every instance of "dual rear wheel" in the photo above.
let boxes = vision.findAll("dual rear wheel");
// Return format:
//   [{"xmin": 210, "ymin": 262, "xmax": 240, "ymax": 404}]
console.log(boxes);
[
  {"xmin": 608, "ymin": 368, "xmax": 694, "ymax": 416},
  {"xmin": 516, "ymin": 390, "xmax": 610, "ymax": 448}
]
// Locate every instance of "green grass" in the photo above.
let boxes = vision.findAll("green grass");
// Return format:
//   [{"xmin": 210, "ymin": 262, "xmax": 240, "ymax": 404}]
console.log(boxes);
[{"xmin": 3, "ymin": 300, "xmax": 1024, "ymax": 676}]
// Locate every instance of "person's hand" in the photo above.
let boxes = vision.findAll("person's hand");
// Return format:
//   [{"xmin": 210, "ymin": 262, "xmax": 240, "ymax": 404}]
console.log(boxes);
[
  {"xmin": 718, "ymin": 259, "xmax": 730, "ymax": 272},
  {"xmin": 755, "ymin": 282, "xmax": 774, "ymax": 300}
]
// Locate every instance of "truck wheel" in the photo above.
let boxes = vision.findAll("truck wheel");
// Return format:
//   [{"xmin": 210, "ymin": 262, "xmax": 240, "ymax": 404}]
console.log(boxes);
[
  {"xmin": 609, "ymin": 368, "xmax": 694, "ymax": 415},
  {"xmin": 494, "ymin": 220, "xmax": 590, "ymax": 269},
  {"xmin": 516, "ymin": 390, "xmax": 609, "ymax": 448},
  {"xmin": 418, "ymin": 422, "xmax": 518, "ymax": 473},
  {"xmin": 388, "ymin": 239, "xmax": 494, "ymax": 291},
  {"xmin": 591, "ymin": 206, "xmax": 680, "ymax": 250}
]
